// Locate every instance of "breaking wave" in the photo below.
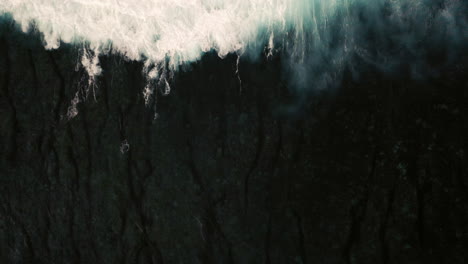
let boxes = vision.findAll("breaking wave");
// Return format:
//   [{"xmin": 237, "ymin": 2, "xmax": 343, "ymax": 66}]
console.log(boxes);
[{"xmin": 1, "ymin": 0, "xmax": 467, "ymax": 101}]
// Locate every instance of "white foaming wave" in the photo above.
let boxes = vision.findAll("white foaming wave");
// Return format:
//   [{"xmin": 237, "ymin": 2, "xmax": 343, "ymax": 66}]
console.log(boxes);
[
  {"xmin": 1, "ymin": 0, "xmax": 331, "ymax": 108},
  {"xmin": 1, "ymin": 0, "xmax": 466, "ymax": 97},
  {"xmin": 0, "ymin": 0, "xmax": 310, "ymax": 66}
]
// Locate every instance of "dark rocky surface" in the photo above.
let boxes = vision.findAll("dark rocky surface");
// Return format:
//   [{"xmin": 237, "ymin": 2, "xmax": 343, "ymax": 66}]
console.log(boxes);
[{"xmin": 1, "ymin": 20, "xmax": 468, "ymax": 264}]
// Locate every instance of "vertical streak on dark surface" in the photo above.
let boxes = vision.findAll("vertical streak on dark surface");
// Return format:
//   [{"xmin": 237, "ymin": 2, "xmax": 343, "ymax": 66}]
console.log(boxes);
[
  {"xmin": 264, "ymin": 214, "xmax": 272, "ymax": 264},
  {"xmin": 416, "ymin": 180, "xmax": 425, "ymax": 250},
  {"xmin": 244, "ymin": 85, "xmax": 265, "ymax": 210},
  {"xmin": 47, "ymin": 51, "xmax": 65, "ymax": 123},
  {"xmin": 4, "ymin": 198, "xmax": 36, "ymax": 262},
  {"xmin": 67, "ymin": 147, "xmax": 82, "ymax": 263},
  {"xmin": 1, "ymin": 36, "xmax": 18, "ymax": 166},
  {"xmin": 182, "ymin": 68, "xmax": 235, "ymax": 263},
  {"xmin": 343, "ymin": 151, "xmax": 377, "ymax": 264},
  {"xmin": 264, "ymin": 121, "xmax": 282, "ymax": 264},
  {"xmin": 27, "ymin": 49, "xmax": 38, "ymax": 96},
  {"xmin": 293, "ymin": 210, "xmax": 307, "ymax": 264},
  {"xmin": 379, "ymin": 180, "xmax": 397, "ymax": 264},
  {"xmin": 80, "ymin": 103, "xmax": 102, "ymax": 262}
]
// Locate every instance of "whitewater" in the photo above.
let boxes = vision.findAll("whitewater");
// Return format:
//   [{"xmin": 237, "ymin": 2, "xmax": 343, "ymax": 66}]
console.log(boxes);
[{"xmin": 1, "ymin": 0, "xmax": 467, "ymax": 98}]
